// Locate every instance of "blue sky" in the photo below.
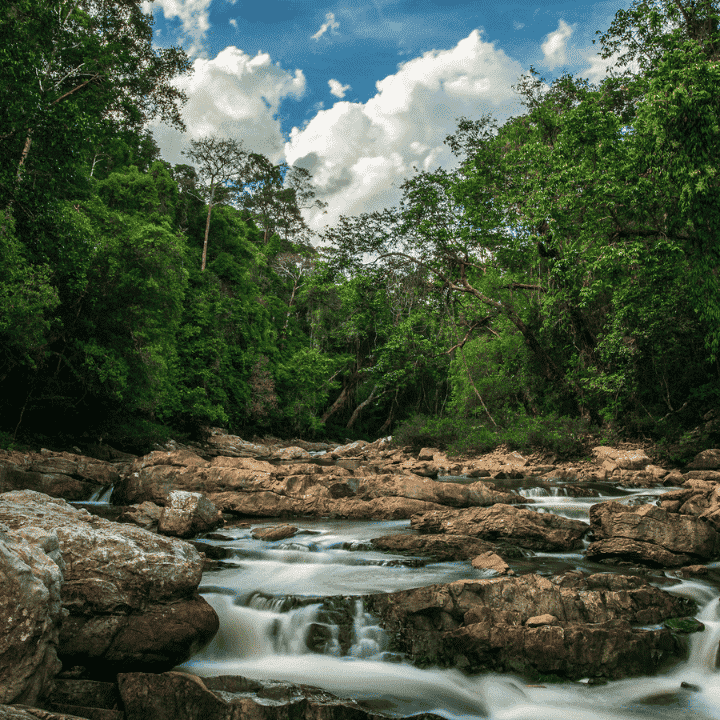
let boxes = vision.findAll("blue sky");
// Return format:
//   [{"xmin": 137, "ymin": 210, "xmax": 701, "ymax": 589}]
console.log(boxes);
[{"xmin": 143, "ymin": 0, "xmax": 634, "ymax": 232}]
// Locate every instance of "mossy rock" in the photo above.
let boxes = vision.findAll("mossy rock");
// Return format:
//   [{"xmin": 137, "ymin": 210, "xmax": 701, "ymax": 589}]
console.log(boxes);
[{"xmin": 664, "ymin": 616, "xmax": 705, "ymax": 633}]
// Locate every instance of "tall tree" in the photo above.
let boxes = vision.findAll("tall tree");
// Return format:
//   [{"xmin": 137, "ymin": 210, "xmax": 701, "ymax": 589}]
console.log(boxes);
[{"xmin": 182, "ymin": 136, "xmax": 247, "ymax": 271}]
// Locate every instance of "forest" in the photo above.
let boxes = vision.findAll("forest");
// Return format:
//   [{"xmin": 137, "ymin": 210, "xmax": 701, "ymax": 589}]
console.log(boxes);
[{"xmin": 1, "ymin": 0, "xmax": 719, "ymax": 459}]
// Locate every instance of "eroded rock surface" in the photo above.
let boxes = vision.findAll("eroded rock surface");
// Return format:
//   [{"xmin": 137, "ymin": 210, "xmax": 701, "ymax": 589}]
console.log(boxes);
[
  {"xmin": 0, "ymin": 490, "xmax": 218, "ymax": 675},
  {"xmin": 0, "ymin": 524, "xmax": 63, "ymax": 706},
  {"xmin": 587, "ymin": 501, "xmax": 720, "ymax": 566},
  {"xmin": 367, "ymin": 572, "xmax": 695, "ymax": 679},
  {"xmin": 410, "ymin": 504, "xmax": 588, "ymax": 552}
]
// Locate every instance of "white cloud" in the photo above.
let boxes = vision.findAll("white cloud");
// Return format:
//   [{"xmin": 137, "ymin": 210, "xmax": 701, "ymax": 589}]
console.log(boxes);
[
  {"xmin": 312, "ymin": 12, "xmax": 340, "ymax": 41},
  {"xmin": 141, "ymin": 0, "xmax": 212, "ymax": 56},
  {"xmin": 513, "ymin": 21, "xmax": 525, "ymax": 30},
  {"xmin": 150, "ymin": 47, "xmax": 306, "ymax": 165},
  {"xmin": 541, "ymin": 19, "xmax": 573, "ymax": 68},
  {"xmin": 229, "ymin": 18, "xmax": 237, "ymax": 28},
  {"xmin": 328, "ymin": 79, "xmax": 351, "ymax": 98},
  {"xmin": 285, "ymin": 29, "xmax": 524, "ymax": 233}
]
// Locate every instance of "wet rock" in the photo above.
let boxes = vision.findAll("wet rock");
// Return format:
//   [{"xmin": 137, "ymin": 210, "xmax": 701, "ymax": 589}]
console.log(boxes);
[
  {"xmin": 368, "ymin": 572, "xmax": 695, "ymax": 680},
  {"xmin": 370, "ymin": 533, "xmax": 502, "ymax": 561},
  {"xmin": 410, "ymin": 504, "xmax": 588, "ymax": 552},
  {"xmin": 587, "ymin": 501, "xmax": 720, "ymax": 566},
  {"xmin": 252, "ymin": 524, "xmax": 298, "ymax": 541},
  {"xmin": 117, "ymin": 670, "xmax": 436, "ymax": 720},
  {"xmin": 0, "ymin": 490, "xmax": 218, "ymax": 675},
  {"xmin": 355, "ymin": 475, "xmax": 523, "ymax": 508},
  {"xmin": 592, "ymin": 447, "xmax": 651, "ymax": 471},
  {"xmin": 0, "ymin": 706, "xmax": 90, "ymax": 719},
  {"xmin": 0, "ymin": 524, "xmax": 63, "ymax": 705},
  {"xmin": 470, "ymin": 551, "xmax": 513, "ymax": 575},
  {"xmin": 158, "ymin": 491, "xmax": 223, "ymax": 539}
]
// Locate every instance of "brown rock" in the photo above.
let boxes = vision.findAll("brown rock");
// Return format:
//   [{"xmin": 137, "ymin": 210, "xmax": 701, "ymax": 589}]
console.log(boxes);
[
  {"xmin": 158, "ymin": 491, "xmax": 223, "ymax": 539},
  {"xmin": 410, "ymin": 504, "xmax": 588, "ymax": 552},
  {"xmin": 470, "ymin": 551, "xmax": 513, "ymax": 575},
  {"xmin": 0, "ymin": 490, "xmax": 217, "ymax": 673},
  {"xmin": 525, "ymin": 614, "xmax": 558, "ymax": 627},
  {"xmin": 119, "ymin": 501, "xmax": 163, "ymax": 531},
  {"xmin": 252, "ymin": 524, "xmax": 298, "ymax": 541},
  {"xmin": 330, "ymin": 496, "xmax": 446, "ymax": 520},
  {"xmin": 368, "ymin": 572, "xmax": 695, "ymax": 680},
  {"xmin": 589, "ymin": 501, "xmax": 720, "ymax": 564},
  {"xmin": 418, "ymin": 447, "xmax": 438, "ymax": 461},
  {"xmin": 370, "ymin": 533, "xmax": 499, "ymax": 561},
  {"xmin": 592, "ymin": 447, "xmax": 651, "ymax": 470},
  {"xmin": 687, "ymin": 449, "xmax": 720, "ymax": 470}
]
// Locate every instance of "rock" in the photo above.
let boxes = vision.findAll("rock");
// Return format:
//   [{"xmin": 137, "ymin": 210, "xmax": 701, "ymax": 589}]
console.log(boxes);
[
  {"xmin": 367, "ymin": 572, "xmax": 695, "ymax": 679},
  {"xmin": 330, "ymin": 496, "xmax": 448, "ymax": 520},
  {"xmin": 687, "ymin": 449, "xmax": 720, "ymax": 470},
  {"xmin": 587, "ymin": 501, "xmax": 720, "ymax": 566},
  {"xmin": 354, "ymin": 475, "xmax": 524, "ymax": 508},
  {"xmin": 526, "ymin": 614, "xmax": 558, "ymax": 627},
  {"xmin": 119, "ymin": 501, "xmax": 163, "ymax": 531},
  {"xmin": 418, "ymin": 447, "xmax": 438, "ymax": 461},
  {"xmin": 0, "ymin": 524, "xmax": 63, "ymax": 705},
  {"xmin": 370, "ymin": 534, "xmax": 502, "ymax": 561},
  {"xmin": 470, "ymin": 551, "xmax": 513, "ymax": 575},
  {"xmin": 410, "ymin": 504, "xmax": 588, "ymax": 552},
  {"xmin": 0, "ymin": 706, "xmax": 91, "ymax": 719},
  {"xmin": 158, "ymin": 491, "xmax": 223, "ymax": 539},
  {"xmin": 592, "ymin": 447, "xmax": 651, "ymax": 471},
  {"xmin": 117, "ymin": 670, "xmax": 432, "ymax": 720},
  {"xmin": 0, "ymin": 491, "xmax": 218, "ymax": 675},
  {"xmin": 271, "ymin": 447, "xmax": 312, "ymax": 461},
  {"xmin": 252, "ymin": 524, "xmax": 298, "ymax": 541}
]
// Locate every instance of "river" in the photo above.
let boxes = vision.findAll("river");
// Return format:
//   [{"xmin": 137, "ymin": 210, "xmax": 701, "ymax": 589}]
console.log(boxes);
[{"xmin": 166, "ymin": 473, "xmax": 720, "ymax": 720}]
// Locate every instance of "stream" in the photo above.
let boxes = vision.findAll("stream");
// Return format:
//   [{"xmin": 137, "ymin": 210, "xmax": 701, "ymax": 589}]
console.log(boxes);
[{"xmin": 162, "ymin": 474, "xmax": 720, "ymax": 720}]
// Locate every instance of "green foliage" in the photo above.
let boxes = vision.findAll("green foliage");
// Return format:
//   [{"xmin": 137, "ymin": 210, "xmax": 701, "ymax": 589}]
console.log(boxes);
[{"xmin": 393, "ymin": 412, "xmax": 592, "ymax": 458}]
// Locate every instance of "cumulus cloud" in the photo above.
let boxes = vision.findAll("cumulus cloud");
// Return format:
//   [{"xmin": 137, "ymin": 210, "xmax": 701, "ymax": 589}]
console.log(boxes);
[
  {"xmin": 312, "ymin": 12, "xmax": 340, "ymax": 41},
  {"xmin": 229, "ymin": 18, "xmax": 237, "ymax": 28},
  {"xmin": 328, "ymin": 79, "xmax": 351, "ymax": 98},
  {"xmin": 285, "ymin": 29, "xmax": 524, "ymax": 233},
  {"xmin": 141, "ymin": 0, "xmax": 213, "ymax": 56},
  {"xmin": 150, "ymin": 47, "xmax": 306, "ymax": 165},
  {"xmin": 541, "ymin": 19, "xmax": 573, "ymax": 68}
]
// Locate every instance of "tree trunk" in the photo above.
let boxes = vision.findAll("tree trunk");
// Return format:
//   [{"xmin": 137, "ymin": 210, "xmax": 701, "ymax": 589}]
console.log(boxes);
[
  {"xmin": 346, "ymin": 385, "xmax": 382, "ymax": 429},
  {"xmin": 322, "ymin": 372, "xmax": 362, "ymax": 423},
  {"xmin": 201, "ymin": 190, "xmax": 215, "ymax": 272}
]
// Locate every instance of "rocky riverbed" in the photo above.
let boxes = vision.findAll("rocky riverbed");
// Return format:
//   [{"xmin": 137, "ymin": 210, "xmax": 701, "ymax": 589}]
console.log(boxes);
[{"xmin": 3, "ymin": 433, "xmax": 720, "ymax": 719}]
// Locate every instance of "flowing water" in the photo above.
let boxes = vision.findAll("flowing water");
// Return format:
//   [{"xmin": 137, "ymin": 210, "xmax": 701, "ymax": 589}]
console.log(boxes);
[{"xmin": 175, "ymin": 503, "xmax": 720, "ymax": 720}]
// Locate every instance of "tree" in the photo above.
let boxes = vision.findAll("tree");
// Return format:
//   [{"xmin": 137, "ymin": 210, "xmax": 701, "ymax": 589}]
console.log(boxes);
[
  {"xmin": 182, "ymin": 136, "xmax": 247, "ymax": 271},
  {"xmin": 1, "ymin": 0, "xmax": 190, "ymax": 192}
]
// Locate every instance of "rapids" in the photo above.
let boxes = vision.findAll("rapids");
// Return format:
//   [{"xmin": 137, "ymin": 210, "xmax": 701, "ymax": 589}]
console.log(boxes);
[{"xmin": 176, "ymin": 507, "xmax": 720, "ymax": 720}]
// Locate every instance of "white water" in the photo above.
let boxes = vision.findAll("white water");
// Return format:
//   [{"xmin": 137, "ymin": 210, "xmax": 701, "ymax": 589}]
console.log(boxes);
[{"xmin": 177, "ymin": 517, "xmax": 720, "ymax": 720}]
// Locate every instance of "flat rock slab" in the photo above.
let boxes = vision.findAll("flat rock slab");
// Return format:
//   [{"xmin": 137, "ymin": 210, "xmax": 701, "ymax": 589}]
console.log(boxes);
[
  {"xmin": 367, "ymin": 571, "xmax": 695, "ymax": 679},
  {"xmin": 410, "ymin": 504, "xmax": 588, "ymax": 552}
]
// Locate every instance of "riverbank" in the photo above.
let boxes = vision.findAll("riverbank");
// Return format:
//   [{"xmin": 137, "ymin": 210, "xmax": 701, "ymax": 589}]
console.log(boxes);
[{"xmin": 2, "ymin": 431, "xmax": 720, "ymax": 719}]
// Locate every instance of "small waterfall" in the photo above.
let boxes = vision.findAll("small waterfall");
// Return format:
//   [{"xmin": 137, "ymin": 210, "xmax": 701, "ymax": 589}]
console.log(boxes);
[
  {"xmin": 88, "ymin": 485, "xmax": 114, "ymax": 503},
  {"xmin": 350, "ymin": 598, "xmax": 388, "ymax": 659}
]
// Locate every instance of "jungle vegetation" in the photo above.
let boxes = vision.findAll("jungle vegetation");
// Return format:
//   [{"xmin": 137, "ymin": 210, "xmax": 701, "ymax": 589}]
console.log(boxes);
[{"xmin": 1, "ymin": 0, "xmax": 718, "ymax": 459}]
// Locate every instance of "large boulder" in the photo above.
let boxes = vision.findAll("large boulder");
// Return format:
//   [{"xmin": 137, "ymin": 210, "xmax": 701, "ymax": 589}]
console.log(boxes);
[
  {"xmin": 587, "ymin": 501, "xmax": 720, "ymax": 566},
  {"xmin": 686, "ymin": 449, "xmax": 720, "ymax": 470},
  {"xmin": 0, "ymin": 524, "xmax": 63, "ymax": 706},
  {"xmin": 157, "ymin": 491, "xmax": 223, "ymax": 539},
  {"xmin": 370, "ymin": 533, "xmax": 502, "ymax": 561},
  {"xmin": 592, "ymin": 446, "xmax": 651, "ymax": 471},
  {"xmin": 0, "ymin": 450, "xmax": 119, "ymax": 501},
  {"xmin": 0, "ymin": 491, "xmax": 218, "ymax": 676},
  {"xmin": 410, "ymin": 504, "xmax": 588, "ymax": 552},
  {"xmin": 367, "ymin": 572, "xmax": 695, "ymax": 679}
]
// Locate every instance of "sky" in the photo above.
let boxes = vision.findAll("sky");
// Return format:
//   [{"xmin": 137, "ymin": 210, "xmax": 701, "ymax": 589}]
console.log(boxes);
[{"xmin": 142, "ymin": 0, "xmax": 634, "ymax": 235}]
